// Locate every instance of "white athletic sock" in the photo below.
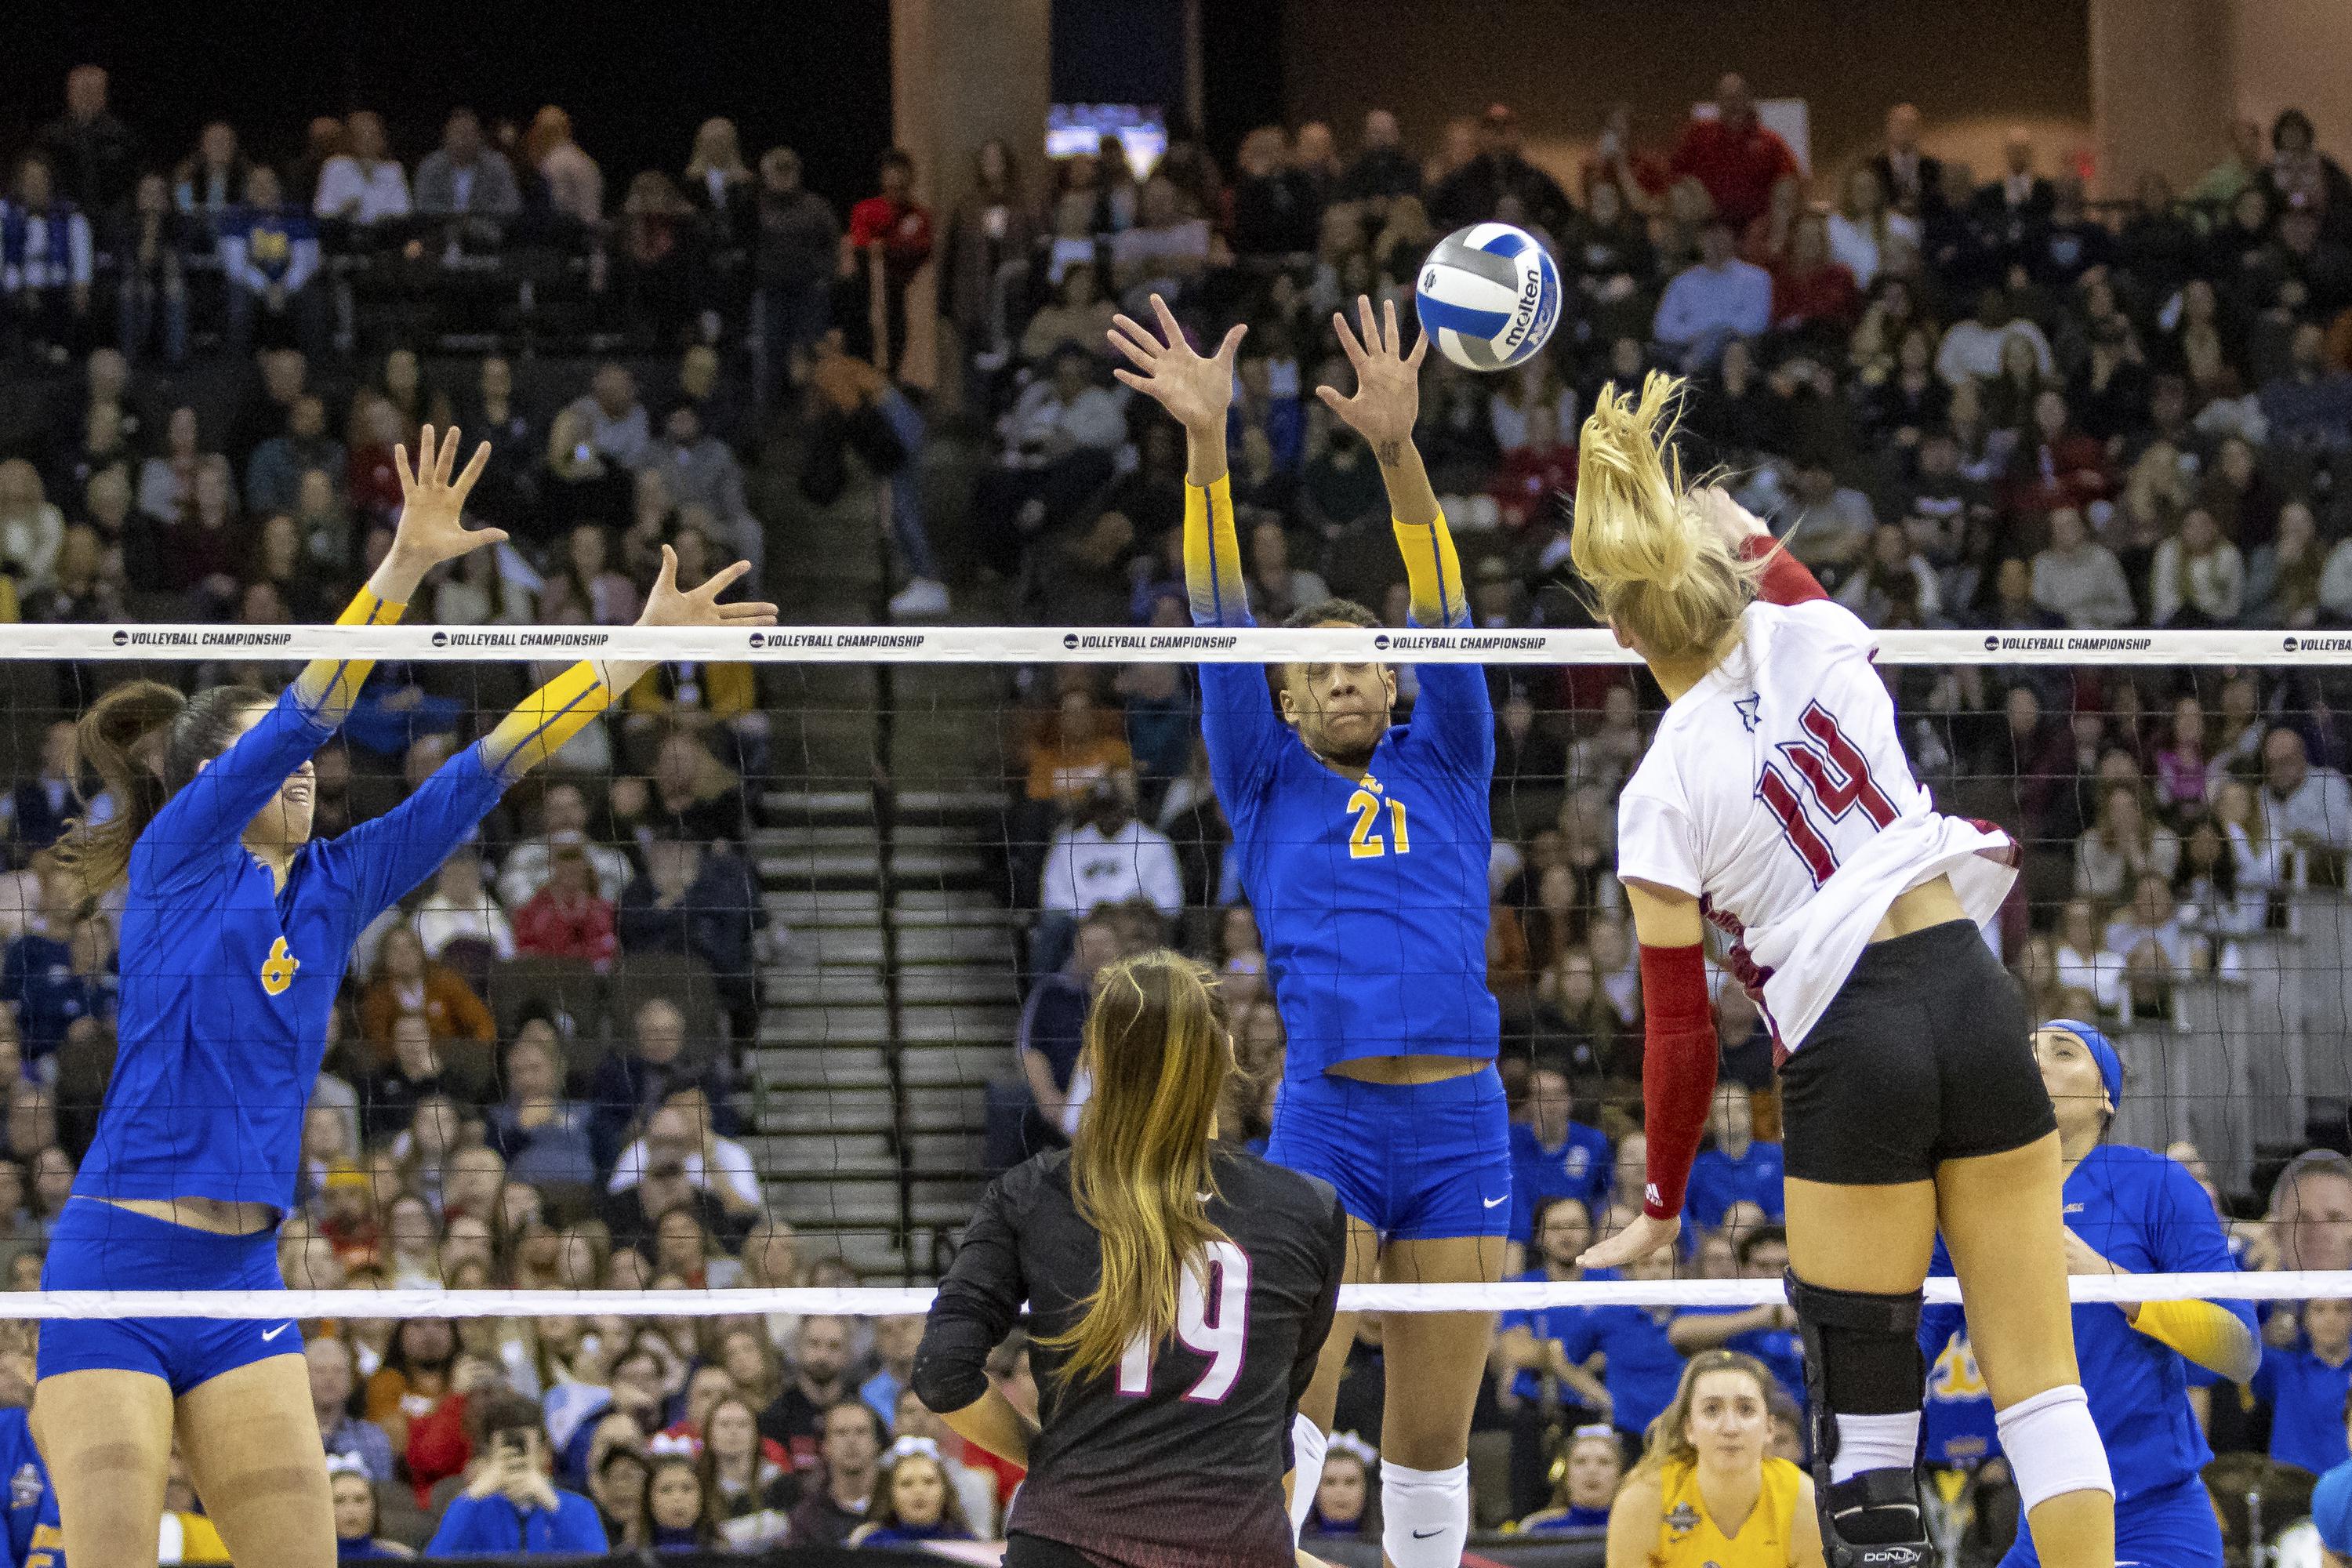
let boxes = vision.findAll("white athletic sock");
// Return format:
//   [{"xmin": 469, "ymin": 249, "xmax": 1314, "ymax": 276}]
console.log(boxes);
[
  {"xmin": 1830, "ymin": 1411, "xmax": 1922, "ymax": 1485},
  {"xmin": 1382, "ymin": 1459, "xmax": 1469, "ymax": 1568},
  {"xmin": 1288, "ymin": 1414, "xmax": 1327, "ymax": 1540}
]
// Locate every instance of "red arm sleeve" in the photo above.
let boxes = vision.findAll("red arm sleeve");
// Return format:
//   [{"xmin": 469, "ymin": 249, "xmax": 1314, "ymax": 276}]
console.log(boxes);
[
  {"xmin": 1638, "ymin": 941, "xmax": 1718, "ymax": 1221},
  {"xmin": 1737, "ymin": 532, "xmax": 1828, "ymax": 606}
]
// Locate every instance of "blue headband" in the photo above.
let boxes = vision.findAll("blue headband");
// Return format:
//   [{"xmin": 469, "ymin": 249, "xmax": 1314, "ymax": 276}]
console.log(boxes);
[{"xmin": 2045, "ymin": 1018, "xmax": 2122, "ymax": 1112}]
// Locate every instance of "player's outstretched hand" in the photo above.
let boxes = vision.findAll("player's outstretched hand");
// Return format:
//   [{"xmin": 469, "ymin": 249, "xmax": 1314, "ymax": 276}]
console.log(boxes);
[
  {"xmin": 638, "ymin": 546, "xmax": 780, "ymax": 630},
  {"xmin": 389, "ymin": 424, "xmax": 503, "ymax": 569},
  {"xmin": 1317, "ymin": 294, "xmax": 1427, "ymax": 456},
  {"xmin": 1108, "ymin": 293, "xmax": 1244, "ymax": 436},
  {"xmin": 1579, "ymin": 1210, "xmax": 1679, "ymax": 1272}
]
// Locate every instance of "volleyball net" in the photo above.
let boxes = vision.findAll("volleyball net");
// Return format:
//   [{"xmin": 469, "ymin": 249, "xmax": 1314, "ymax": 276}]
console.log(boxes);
[{"xmin": 0, "ymin": 621, "xmax": 2349, "ymax": 1325}]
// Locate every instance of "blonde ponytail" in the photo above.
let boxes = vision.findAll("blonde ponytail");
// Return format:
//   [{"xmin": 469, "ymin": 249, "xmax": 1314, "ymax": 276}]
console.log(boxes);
[{"xmin": 1571, "ymin": 372, "xmax": 1763, "ymax": 661}]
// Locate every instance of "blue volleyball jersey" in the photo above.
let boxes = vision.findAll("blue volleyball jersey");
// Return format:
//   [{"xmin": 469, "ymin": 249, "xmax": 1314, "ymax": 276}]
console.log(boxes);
[
  {"xmin": 1507, "ymin": 1120, "xmax": 1613, "ymax": 1242},
  {"xmin": 0, "ymin": 1408, "xmax": 60, "ymax": 1568},
  {"xmin": 1498, "ymin": 1265, "xmax": 1609, "ymax": 1402},
  {"xmin": 75, "ymin": 687, "xmax": 506, "ymax": 1210},
  {"xmin": 1683, "ymin": 1141, "xmax": 1786, "ymax": 1229},
  {"xmin": 1921, "ymin": 1330, "xmax": 1998, "ymax": 1465},
  {"xmin": 1557, "ymin": 1301, "xmax": 1686, "ymax": 1439},
  {"xmin": 1185, "ymin": 477, "xmax": 1498, "ymax": 1078},
  {"xmin": 1922, "ymin": 1143, "xmax": 2253, "ymax": 1504}
]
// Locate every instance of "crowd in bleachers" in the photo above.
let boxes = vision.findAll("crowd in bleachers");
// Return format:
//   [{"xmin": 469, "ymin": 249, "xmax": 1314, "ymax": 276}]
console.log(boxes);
[
  {"xmin": 12, "ymin": 45, "xmax": 2352, "ymax": 1556},
  {"xmin": 978, "ymin": 76, "xmax": 2352, "ymax": 1540}
]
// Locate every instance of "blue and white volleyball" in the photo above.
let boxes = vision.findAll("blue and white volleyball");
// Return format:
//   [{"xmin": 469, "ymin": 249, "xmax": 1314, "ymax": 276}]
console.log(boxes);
[{"xmin": 1414, "ymin": 223, "xmax": 1561, "ymax": 372}]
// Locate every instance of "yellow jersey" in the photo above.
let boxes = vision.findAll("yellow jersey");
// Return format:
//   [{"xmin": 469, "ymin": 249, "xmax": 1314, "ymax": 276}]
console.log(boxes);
[{"xmin": 1650, "ymin": 1456, "xmax": 1806, "ymax": 1568}]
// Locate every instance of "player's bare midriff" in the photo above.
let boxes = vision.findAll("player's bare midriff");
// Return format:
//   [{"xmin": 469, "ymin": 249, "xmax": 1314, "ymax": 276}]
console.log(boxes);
[
  {"xmin": 95, "ymin": 1196, "xmax": 278, "ymax": 1236},
  {"xmin": 1329, "ymin": 1054, "xmax": 1489, "ymax": 1086},
  {"xmin": 1870, "ymin": 873, "xmax": 1966, "ymax": 945}
]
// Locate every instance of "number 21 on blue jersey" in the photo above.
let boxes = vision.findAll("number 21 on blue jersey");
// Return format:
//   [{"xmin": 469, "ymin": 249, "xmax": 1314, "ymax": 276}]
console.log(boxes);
[{"xmin": 1345, "ymin": 786, "xmax": 1410, "ymax": 861}]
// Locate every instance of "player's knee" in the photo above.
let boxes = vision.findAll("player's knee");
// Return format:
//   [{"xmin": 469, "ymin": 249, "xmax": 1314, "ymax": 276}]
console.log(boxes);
[
  {"xmin": 1381, "ymin": 1461, "xmax": 1468, "ymax": 1568},
  {"xmin": 1994, "ymin": 1385, "xmax": 2112, "ymax": 1514},
  {"xmin": 1785, "ymin": 1270, "xmax": 1924, "ymax": 1417}
]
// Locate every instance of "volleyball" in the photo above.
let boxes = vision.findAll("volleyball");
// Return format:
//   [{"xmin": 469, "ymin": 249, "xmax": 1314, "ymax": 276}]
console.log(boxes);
[{"xmin": 1414, "ymin": 222, "xmax": 1562, "ymax": 372}]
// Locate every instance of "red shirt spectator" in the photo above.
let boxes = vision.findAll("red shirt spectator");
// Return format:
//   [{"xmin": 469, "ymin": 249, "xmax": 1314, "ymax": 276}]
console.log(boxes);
[
  {"xmin": 512, "ymin": 838, "xmax": 618, "ymax": 967},
  {"xmin": 1669, "ymin": 74, "xmax": 1800, "ymax": 231},
  {"xmin": 1490, "ymin": 416, "xmax": 1578, "ymax": 529},
  {"xmin": 847, "ymin": 195, "xmax": 934, "ymax": 274},
  {"xmin": 1772, "ymin": 217, "xmax": 1860, "ymax": 334}
]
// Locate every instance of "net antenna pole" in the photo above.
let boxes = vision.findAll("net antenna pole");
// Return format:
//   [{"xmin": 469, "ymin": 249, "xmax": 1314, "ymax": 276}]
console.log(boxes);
[{"xmin": 873, "ymin": 466, "xmax": 915, "ymax": 1283}]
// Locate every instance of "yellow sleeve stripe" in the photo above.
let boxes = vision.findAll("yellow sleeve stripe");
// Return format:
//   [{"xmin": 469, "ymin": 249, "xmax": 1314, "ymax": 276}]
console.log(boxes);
[
  {"xmin": 2134, "ymin": 1298, "xmax": 2261, "ymax": 1382},
  {"xmin": 481, "ymin": 661, "xmax": 615, "ymax": 780},
  {"xmin": 292, "ymin": 587, "xmax": 408, "ymax": 722},
  {"xmin": 1393, "ymin": 510, "xmax": 1468, "ymax": 628},
  {"xmin": 1183, "ymin": 476, "xmax": 1250, "ymax": 627}
]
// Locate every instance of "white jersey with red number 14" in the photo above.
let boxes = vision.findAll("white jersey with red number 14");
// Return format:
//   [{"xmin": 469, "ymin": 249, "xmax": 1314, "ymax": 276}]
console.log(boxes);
[{"xmin": 1613, "ymin": 597, "xmax": 2018, "ymax": 1054}]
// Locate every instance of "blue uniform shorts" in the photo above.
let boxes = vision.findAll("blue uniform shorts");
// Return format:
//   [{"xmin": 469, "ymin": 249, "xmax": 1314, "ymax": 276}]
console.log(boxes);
[
  {"xmin": 1998, "ymin": 1475, "xmax": 2220, "ymax": 1568},
  {"xmin": 1265, "ymin": 1065, "xmax": 1512, "ymax": 1241},
  {"xmin": 38, "ymin": 1198, "xmax": 298, "ymax": 1395}
]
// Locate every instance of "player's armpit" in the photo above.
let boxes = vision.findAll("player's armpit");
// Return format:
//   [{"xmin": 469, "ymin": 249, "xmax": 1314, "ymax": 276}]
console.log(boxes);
[
  {"xmin": 1737, "ymin": 532, "xmax": 1828, "ymax": 606},
  {"xmin": 1184, "ymin": 476, "xmax": 1254, "ymax": 627},
  {"xmin": 2132, "ymin": 1298, "xmax": 2261, "ymax": 1383},
  {"xmin": 289, "ymin": 586, "xmax": 408, "ymax": 726},
  {"xmin": 479, "ymin": 661, "xmax": 616, "ymax": 782}
]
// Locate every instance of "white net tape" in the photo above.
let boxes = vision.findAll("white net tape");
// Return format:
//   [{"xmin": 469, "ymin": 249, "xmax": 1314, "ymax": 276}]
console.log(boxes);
[
  {"xmin": 23, "ymin": 622, "xmax": 2352, "ymax": 666},
  {"xmin": 2, "ymin": 1274, "xmax": 2336, "ymax": 1319}
]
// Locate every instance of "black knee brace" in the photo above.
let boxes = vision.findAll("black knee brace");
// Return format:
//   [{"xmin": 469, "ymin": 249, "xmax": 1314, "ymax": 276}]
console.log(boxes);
[{"xmin": 1784, "ymin": 1270, "xmax": 1931, "ymax": 1568}]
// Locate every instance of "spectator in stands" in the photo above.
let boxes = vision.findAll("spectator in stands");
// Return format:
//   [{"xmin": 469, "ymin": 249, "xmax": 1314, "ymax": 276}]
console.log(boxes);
[
  {"xmin": 523, "ymin": 107, "xmax": 602, "ymax": 228},
  {"xmin": 2031, "ymin": 506, "xmax": 2136, "ymax": 630},
  {"xmin": 1507, "ymin": 1063, "xmax": 1612, "ymax": 1246},
  {"xmin": 413, "ymin": 107, "xmax": 521, "ymax": 218},
  {"xmin": 511, "ymin": 835, "xmax": 619, "ymax": 967},
  {"xmin": 1684, "ymin": 1082, "xmax": 1784, "ymax": 1229},
  {"xmin": 359, "ymin": 925, "xmax": 495, "ymax": 1062},
  {"xmin": 978, "ymin": 344, "xmax": 1128, "ymax": 570},
  {"xmin": 1867, "ymin": 103, "xmax": 1944, "ymax": 220},
  {"xmin": 2261, "ymin": 321, "xmax": 2352, "ymax": 451},
  {"xmin": 2258, "ymin": 1297, "xmax": 2352, "ymax": 1477},
  {"xmin": 2272, "ymin": 1151, "xmax": 2352, "ymax": 1273},
  {"xmin": 370, "ymin": 1316, "xmax": 473, "ymax": 1507},
  {"xmin": 2, "ymin": 155, "xmax": 93, "ymax": 358},
  {"xmin": 1495, "ymin": 1196, "xmax": 1610, "ymax": 1514},
  {"xmin": 0, "ymin": 723, "xmax": 78, "ymax": 856},
  {"xmin": 1668, "ymin": 73, "xmax": 1799, "ymax": 233},
  {"xmin": 844, "ymin": 148, "xmax": 932, "ymax": 379},
  {"xmin": 787, "ymin": 1399, "xmax": 883, "ymax": 1548},
  {"xmin": 38, "ymin": 65, "xmax": 139, "ymax": 224},
  {"xmin": 847, "ymin": 1443, "xmax": 975, "ymax": 1548},
  {"xmin": 1651, "ymin": 219, "xmax": 1769, "ymax": 372},
  {"xmin": 1667, "ymin": 1226, "xmax": 1806, "ymax": 1413},
  {"xmin": 2263, "ymin": 726, "xmax": 2352, "ymax": 874},
  {"xmin": 412, "ymin": 851, "xmax": 514, "ymax": 967},
  {"xmin": 641, "ymin": 399, "xmax": 758, "ymax": 570},
  {"xmin": 427, "ymin": 1391, "xmax": 608, "ymax": 1554},
  {"xmin": 608, "ymin": 1094, "xmax": 759, "ymax": 1215},
  {"xmin": 2151, "ymin": 506, "xmax": 2246, "ymax": 626},
  {"xmin": 219, "ymin": 164, "xmax": 324, "ymax": 358},
  {"xmin": 481, "ymin": 1028, "xmax": 593, "ymax": 1190},
  {"xmin": 587, "ymin": 996, "xmax": 720, "ymax": 1171},
  {"xmin": 313, "ymin": 110, "xmax": 409, "ymax": 227},
  {"xmin": 2075, "ymin": 785, "xmax": 2181, "ymax": 903},
  {"xmin": 702, "ymin": 1392, "xmax": 797, "ymax": 1547},
  {"xmin": 1937, "ymin": 285, "xmax": 2054, "ymax": 388},
  {"xmin": 615, "ymin": 833, "xmax": 763, "ymax": 1033},
  {"xmin": 1229, "ymin": 127, "xmax": 1323, "ymax": 257},
  {"xmin": 860, "ymin": 1315, "xmax": 924, "ymax": 1425},
  {"xmin": 172, "ymin": 121, "xmax": 248, "ymax": 219},
  {"xmin": 1972, "ymin": 129, "xmax": 2057, "ymax": 257},
  {"xmin": 1428, "ymin": 103, "xmax": 1569, "ymax": 234},
  {"xmin": 753, "ymin": 146, "xmax": 841, "ymax": 389},
  {"xmin": 310, "ymin": 1336, "xmax": 396, "ymax": 1486},
  {"xmin": 361, "ymin": 1014, "xmax": 449, "ymax": 1143},
  {"xmin": 246, "ymin": 394, "xmax": 343, "ymax": 519},
  {"xmin": 760, "ymin": 1316, "xmax": 857, "ymax": 1468},
  {"xmin": 1037, "ymin": 771, "xmax": 1182, "ymax": 961},
  {"xmin": 0, "ymin": 869, "xmax": 109, "ymax": 1063},
  {"xmin": 564, "ymin": 362, "xmax": 651, "ymax": 469},
  {"xmin": 1339, "ymin": 108, "xmax": 1421, "ymax": 205}
]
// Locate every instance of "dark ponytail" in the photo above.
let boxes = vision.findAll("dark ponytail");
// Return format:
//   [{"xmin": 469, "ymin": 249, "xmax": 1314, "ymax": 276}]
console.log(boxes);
[{"xmin": 55, "ymin": 681, "xmax": 274, "ymax": 895}]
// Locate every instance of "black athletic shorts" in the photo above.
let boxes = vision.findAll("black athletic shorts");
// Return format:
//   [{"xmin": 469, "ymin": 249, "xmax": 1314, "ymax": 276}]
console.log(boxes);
[
  {"xmin": 1778, "ymin": 919, "xmax": 2056, "ymax": 1186},
  {"xmin": 1004, "ymin": 1536, "xmax": 1103, "ymax": 1568}
]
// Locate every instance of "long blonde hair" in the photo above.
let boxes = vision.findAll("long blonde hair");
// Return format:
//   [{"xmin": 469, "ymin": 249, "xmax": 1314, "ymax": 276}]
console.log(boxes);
[
  {"xmin": 1632, "ymin": 1349, "xmax": 1776, "ymax": 1478},
  {"xmin": 1570, "ymin": 372, "xmax": 1763, "ymax": 662},
  {"xmin": 1042, "ymin": 950, "xmax": 1234, "ymax": 1385}
]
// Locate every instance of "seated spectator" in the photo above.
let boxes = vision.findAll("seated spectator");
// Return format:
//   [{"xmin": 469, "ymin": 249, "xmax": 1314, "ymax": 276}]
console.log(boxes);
[
  {"xmin": 615, "ymin": 833, "xmax": 763, "ymax": 1034},
  {"xmin": 759, "ymin": 1316, "xmax": 855, "ymax": 1471},
  {"xmin": 1774, "ymin": 460, "xmax": 1875, "ymax": 578},
  {"xmin": 588, "ymin": 996, "xmax": 724, "ymax": 1172},
  {"xmin": 2151, "ymin": 506, "xmax": 2246, "ymax": 627},
  {"xmin": 411, "ymin": 852, "xmax": 514, "ymax": 969},
  {"xmin": 2257, "ymin": 1297, "xmax": 2352, "ymax": 1477},
  {"xmin": 1109, "ymin": 177, "xmax": 1211, "ymax": 309},
  {"xmin": 0, "ymin": 463, "xmax": 63, "ymax": 597},
  {"xmin": 1518, "ymin": 1426, "xmax": 1624, "ymax": 1532},
  {"xmin": 1555, "ymin": 1243, "xmax": 1684, "ymax": 1448},
  {"xmin": 1668, "ymin": 74, "xmax": 1799, "ymax": 234},
  {"xmin": 608, "ymin": 1094, "xmax": 760, "ymax": 1217},
  {"xmin": 511, "ymin": 837, "xmax": 619, "ymax": 968},
  {"xmin": 1019, "ymin": 261, "xmax": 1120, "ymax": 366},
  {"xmin": 526, "ymin": 106, "xmax": 604, "ymax": 229},
  {"xmin": 1036, "ymin": 773, "xmax": 1183, "ymax": 967},
  {"xmin": 786, "ymin": 1400, "xmax": 884, "ymax": 1549},
  {"xmin": 847, "ymin": 1443, "xmax": 976, "ymax": 1548},
  {"xmin": 1666, "ymin": 1225, "xmax": 1806, "ymax": 1412},
  {"xmin": 220, "ymin": 165, "xmax": 325, "ymax": 358},
  {"xmin": 426, "ymin": 1391, "xmax": 608, "ymax": 1555},
  {"xmin": 1508, "ymin": 1063, "xmax": 1611, "ymax": 1247},
  {"xmin": 2, "ymin": 154, "xmax": 93, "ymax": 356},
  {"xmin": 1495, "ymin": 1196, "xmax": 1611, "ymax": 1512},
  {"xmin": 313, "ymin": 110, "xmax": 408, "ymax": 227},
  {"xmin": 860, "ymin": 1315, "xmax": 925, "ymax": 1427},
  {"xmin": 1770, "ymin": 213, "xmax": 1859, "ymax": 339},
  {"xmin": 311, "ymin": 1337, "xmax": 397, "ymax": 1487},
  {"xmin": 2031, "ymin": 506, "xmax": 2136, "ymax": 630},
  {"xmin": 481, "ymin": 1027, "xmax": 594, "ymax": 1189},
  {"xmin": 358, "ymin": 926, "xmax": 495, "ymax": 1064},
  {"xmin": 413, "ymin": 107, "xmax": 521, "ymax": 219},
  {"xmin": 564, "ymin": 363, "xmax": 652, "ymax": 470},
  {"xmin": 1652, "ymin": 220, "xmax": 1769, "ymax": 372},
  {"xmin": 368, "ymin": 1317, "xmax": 472, "ymax": 1508},
  {"xmin": 246, "ymin": 394, "xmax": 344, "ymax": 521},
  {"xmin": 500, "ymin": 784, "xmax": 632, "ymax": 909},
  {"xmin": 328, "ymin": 1454, "xmax": 413, "ymax": 1560},
  {"xmin": 703, "ymin": 1392, "xmax": 798, "ymax": 1548},
  {"xmin": 2053, "ymin": 898, "xmax": 2128, "ymax": 1016},
  {"xmin": 643, "ymin": 400, "xmax": 758, "ymax": 567},
  {"xmin": 2107, "ymin": 872, "xmax": 2205, "ymax": 1014},
  {"xmin": 1684, "ymin": 1083, "xmax": 1784, "ymax": 1229},
  {"xmin": 640, "ymin": 1452, "xmax": 713, "ymax": 1550},
  {"xmin": 360, "ymin": 1015, "xmax": 449, "ymax": 1143},
  {"xmin": 0, "ymin": 724, "xmax": 79, "ymax": 858},
  {"xmin": 1936, "ymin": 286, "xmax": 2054, "ymax": 388},
  {"xmin": 975, "ymin": 346, "xmax": 1129, "ymax": 572},
  {"xmin": 2262, "ymin": 726, "xmax": 2352, "ymax": 872}
]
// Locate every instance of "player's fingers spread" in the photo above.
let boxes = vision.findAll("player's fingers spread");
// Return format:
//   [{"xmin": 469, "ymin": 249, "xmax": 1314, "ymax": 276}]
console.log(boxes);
[
  {"xmin": 1314, "ymin": 386, "xmax": 1348, "ymax": 412},
  {"xmin": 1356, "ymin": 294, "xmax": 1381, "ymax": 353},
  {"xmin": 655, "ymin": 543, "xmax": 679, "ymax": 589},
  {"xmin": 392, "ymin": 444, "xmax": 413, "ymax": 495},
  {"xmin": 1105, "ymin": 328, "xmax": 1158, "ymax": 372},
  {"xmin": 1332, "ymin": 312, "xmax": 1367, "ymax": 368},
  {"xmin": 1109, "ymin": 313, "xmax": 1156, "ymax": 350},
  {"xmin": 702, "ymin": 560, "xmax": 753, "ymax": 597},
  {"xmin": 1148, "ymin": 292, "xmax": 1183, "ymax": 343},
  {"xmin": 1406, "ymin": 326, "xmax": 1429, "ymax": 368},
  {"xmin": 1382, "ymin": 296, "xmax": 1403, "ymax": 354},
  {"xmin": 437, "ymin": 425, "xmax": 462, "ymax": 483},
  {"xmin": 454, "ymin": 441, "xmax": 492, "ymax": 495},
  {"xmin": 1111, "ymin": 367, "xmax": 1149, "ymax": 394}
]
